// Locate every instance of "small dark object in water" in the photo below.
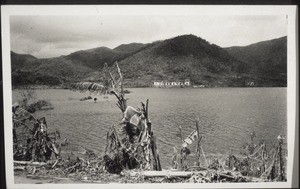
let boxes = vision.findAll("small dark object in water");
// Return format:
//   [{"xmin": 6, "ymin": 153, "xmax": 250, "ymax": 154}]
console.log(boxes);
[
  {"xmin": 80, "ymin": 96, "xmax": 93, "ymax": 101},
  {"xmin": 124, "ymin": 89, "xmax": 131, "ymax": 94},
  {"xmin": 94, "ymin": 98, "xmax": 97, "ymax": 103}
]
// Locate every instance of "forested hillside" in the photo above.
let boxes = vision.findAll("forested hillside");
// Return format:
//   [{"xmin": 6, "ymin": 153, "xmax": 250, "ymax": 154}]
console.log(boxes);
[{"xmin": 11, "ymin": 35, "xmax": 287, "ymax": 87}]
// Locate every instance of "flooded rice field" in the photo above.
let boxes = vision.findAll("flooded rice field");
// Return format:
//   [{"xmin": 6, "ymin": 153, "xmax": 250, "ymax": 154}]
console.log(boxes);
[{"xmin": 12, "ymin": 87, "xmax": 287, "ymax": 168}]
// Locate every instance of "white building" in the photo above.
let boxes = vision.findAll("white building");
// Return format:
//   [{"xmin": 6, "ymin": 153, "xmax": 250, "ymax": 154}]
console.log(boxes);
[
  {"xmin": 184, "ymin": 79, "xmax": 190, "ymax": 86},
  {"xmin": 153, "ymin": 79, "xmax": 191, "ymax": 87},
  {"xmin": 153, "ymin": 81, "xmax": 164, "ymax": 87}
]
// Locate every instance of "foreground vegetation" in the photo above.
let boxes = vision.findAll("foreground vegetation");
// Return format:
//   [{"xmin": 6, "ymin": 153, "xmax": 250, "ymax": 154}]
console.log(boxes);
[{"xmin": 12, "ymin": 89, "xmax": 287, "ymax": 184}]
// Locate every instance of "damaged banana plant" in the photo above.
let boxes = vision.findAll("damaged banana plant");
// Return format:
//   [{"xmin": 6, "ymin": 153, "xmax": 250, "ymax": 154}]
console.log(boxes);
[
  {"xmin": 68, "ymin": 62, "xmax": 161, "ymax": 173},
  {"xmin": 12, "ymin": 103, "xmax": 61, "ymax": 162},
  {"xmin": 104, "ymin": 62, "xmax": 161, "ymax": 173},
  {"xmin": 104, "ymin": 98, "xmax": 162, "ymax": 174}
]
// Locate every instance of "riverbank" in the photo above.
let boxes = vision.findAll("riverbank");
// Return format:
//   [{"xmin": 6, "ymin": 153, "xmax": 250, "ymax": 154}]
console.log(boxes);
[{"xmin": 12, "ymin": 83, "xmax": 288, "ymax": 91}]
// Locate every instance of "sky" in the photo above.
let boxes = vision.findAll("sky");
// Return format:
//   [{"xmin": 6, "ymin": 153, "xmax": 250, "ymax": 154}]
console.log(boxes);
[{"xmin": 10, "ymin": 15, "xmax": 287, "ymax": 58}]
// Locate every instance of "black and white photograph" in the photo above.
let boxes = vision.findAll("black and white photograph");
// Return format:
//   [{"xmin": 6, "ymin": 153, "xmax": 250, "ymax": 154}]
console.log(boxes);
[{"xmin": 1, "ymin": 5, "xmax": 297, "ymax": 188}]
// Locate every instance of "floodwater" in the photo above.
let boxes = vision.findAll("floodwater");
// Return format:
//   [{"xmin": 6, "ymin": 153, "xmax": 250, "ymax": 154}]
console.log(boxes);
[{"xmin": 12, "ymin": 87, "xmax": 287, "ymax": 168}]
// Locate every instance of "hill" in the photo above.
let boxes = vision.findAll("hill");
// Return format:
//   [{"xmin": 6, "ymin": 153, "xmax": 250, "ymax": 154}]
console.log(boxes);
[
  {"xmin": 64, "ymin": 43, "xmax": 148, "ymax": 70},
  {"xmin": 225, "ymin": 36, "xmax": 287, "ymax": 86},
  {"xmin": 118, "ymin": 34, "xmax": 248, "ymax": 87},
  {"xmin": 10, "ymin": 51, "xmax": 40, "ymax": 71},
  {"xmin": 11, "ymin": 42, "xmax": 148, "ymax": 86},
  {"xmin": 11, "ymin": 35, "xmax": 287, "ymax": 87},
  {"xmin": 64, "ymin": 47, "xmax": 128, "ymax": 69},
  {"xmin": 113, "ymin": 43, "xmax": 147, "ymax": 53}
]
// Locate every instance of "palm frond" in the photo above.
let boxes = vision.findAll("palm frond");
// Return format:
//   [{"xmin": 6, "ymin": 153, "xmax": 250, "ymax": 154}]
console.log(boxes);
[
  {"xmin": 13, "ymin": 106, "xmax": 36, "ymax": 127},
  {"xmin": 69, "ymin": 62, "xmax": 124, "ymax": 96},
  {"xmin": 69, "ymin": 81, "xmax": 107, "ymax": 94}
]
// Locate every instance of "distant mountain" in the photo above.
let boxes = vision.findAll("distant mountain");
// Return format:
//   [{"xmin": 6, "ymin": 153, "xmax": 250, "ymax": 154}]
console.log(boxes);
[
  {"xmin": 11, "ymin": 51, "xmax": 40, "ymax": 71},
  {"xmin": 64, "ymin": 43, "xmax": 148, "ymax": 70},
  {"xmin": 11, "ymin": 52, "xmax": 96, "ymax": 83},
  {"xmin": 114, "ymin": 43, "xmax": 147, "ymax": 53},
  {"xmin": 64, "ymin": 47, "xmax": 128, "ymax": 69},
  {"xmin": 33, "ymin": 57, "xmax": 95, "ymax": 80},
  {"xmin": 10, "ymin": 52, "xmax": 64, "ymax": 86},
  {"xmin": 118, "ymin": 34, "xmax": 248, "ymax": 87},
  {"xmin": 225, "ymin": 36, "xmax": 287, "ymax": 86},
  {"xmin": 11, "ymin": 34, "xmax": 287, "ymax": 87}
]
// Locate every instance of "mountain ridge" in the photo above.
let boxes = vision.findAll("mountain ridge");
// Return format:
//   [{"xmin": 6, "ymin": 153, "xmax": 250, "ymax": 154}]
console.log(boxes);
[
  {"xmin": 11, "ymin": 34, "xmax": 287, "ymax": 87},
  {"xmin": 113, "ymin": 43, "xmax": 147, "ymax": 53},
  {"xmin": 225, "ymin": 36, "xmax": 287, "ymax": 84}
]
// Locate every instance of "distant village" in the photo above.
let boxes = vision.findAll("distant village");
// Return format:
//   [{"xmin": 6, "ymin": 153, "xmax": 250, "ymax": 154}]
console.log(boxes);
[
  {"xmin": 153, "ymin": 79, "xmax": 193, "ymax": 88},
  {"xmin": 153, "ymin": 79, "xmax": 256, "ymax": 88}
]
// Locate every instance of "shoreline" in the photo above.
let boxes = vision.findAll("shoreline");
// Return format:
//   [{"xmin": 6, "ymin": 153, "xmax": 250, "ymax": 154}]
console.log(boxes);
[{"xmin": 12, "ymin": 85, "xmax": 287, "ymax": 90}]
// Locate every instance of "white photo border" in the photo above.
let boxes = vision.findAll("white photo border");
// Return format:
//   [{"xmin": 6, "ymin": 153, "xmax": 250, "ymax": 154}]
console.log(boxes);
[{"xmin": 1, "ymin": 5, "xmax": 297, "ymax": 189}]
